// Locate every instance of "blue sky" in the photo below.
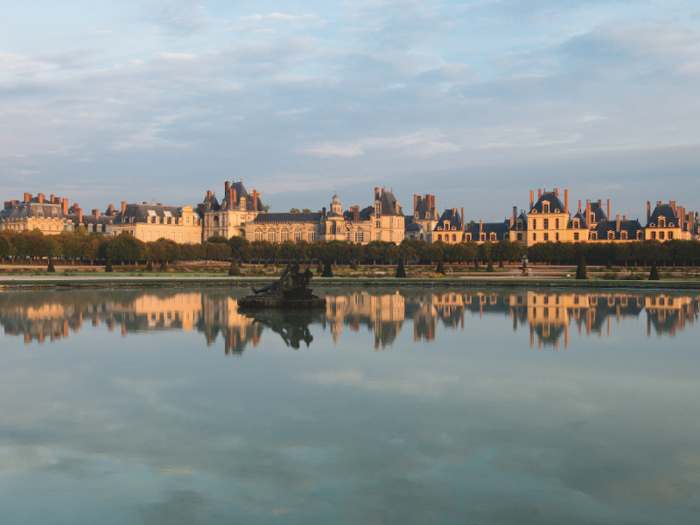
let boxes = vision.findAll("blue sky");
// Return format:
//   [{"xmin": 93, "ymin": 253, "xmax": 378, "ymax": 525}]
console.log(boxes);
[{"xmin": 1, "ymin": 0, "xmax": 699, "ymax": 221}]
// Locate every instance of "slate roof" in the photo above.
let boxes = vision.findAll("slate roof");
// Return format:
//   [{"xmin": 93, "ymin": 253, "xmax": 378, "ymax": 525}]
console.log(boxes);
[
  {"xmin": 587, "ymin": 201, "xmax": 608, "ymax": 223},
  {"xmin": 252, "ymin": 212, "xmax": 324, "ymax": 223},
  {"xmin": 343, "ymin": 208, "xmax": 373, "ymax": 221},
  {"xmin": 567, "ymin": 211, "xmax": 589, "ymax": 229},
  {"xmin": 0, "ymin": 202, "xmax": 65, "ymax": 220},
  {"xmin": 376, "ymin": 190, "xmax": 403, "ymax": 216},
  {"xmin": 592, "ymin": 219, "xmax": 643, "ymax": 240},
  {"xmin": 219, "ymin": 181, "xmax": 262, "ymax": 212},
  {"xmin": 414, "ymin": 197, "xmax": 435, "ymax": 220},
  {"xmin": 648, "ymin": 204, "xmax": 679, "ymax": 227},
  {"xmin": 433, "ymin": 209, "xmax": 463, "ymax": 232},
  {"xmin": 509, "ymin": 212, "xmax": 529, "ymax": 231},
  {"xmin": 466, "ymin": 220, "xmax": 511, "ymax": 241},
  {"xmin": 531, "ymin": 192, "xmax": 566, "ymax": 213},
  {"xmin": 406, "ymin": 222, "xmax": 423, "ymax": 232},
  {"xmin": 113, "ymin": 204, "xmax": 200, "ymax": 225}
]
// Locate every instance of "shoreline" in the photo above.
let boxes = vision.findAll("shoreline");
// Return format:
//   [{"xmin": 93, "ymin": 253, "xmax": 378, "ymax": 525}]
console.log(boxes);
[{"xmin": 1, "ymin": 276, "xmax": 700, "ymax": 291}]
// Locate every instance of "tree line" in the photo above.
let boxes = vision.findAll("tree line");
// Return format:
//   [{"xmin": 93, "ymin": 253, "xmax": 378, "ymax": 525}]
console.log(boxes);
[{"xmin": 1, "ymin": 228, "xmax": 700, "ymax": 266}]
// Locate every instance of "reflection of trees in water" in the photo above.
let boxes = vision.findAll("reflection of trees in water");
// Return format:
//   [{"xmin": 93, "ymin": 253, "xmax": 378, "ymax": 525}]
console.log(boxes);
[{"xmin": 0, "ymin": 288, "xmax": 698, "ymax": 351}]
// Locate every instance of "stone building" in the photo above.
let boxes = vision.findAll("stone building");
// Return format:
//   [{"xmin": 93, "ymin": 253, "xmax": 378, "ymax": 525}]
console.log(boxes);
[
  {"xmin": 109, "ymin": 202, "xmax": 203, "ymax": 243},
  {"xmin": 405, "ymin": 194, "xmax": 439, "ymax": 242},
  {"xmin": 200, "ymin": 181, "xmax": 263, "ymax": 241},
  {"xmin": 645, "ymin": 201, "xmax": 693, "ymax": 241}
]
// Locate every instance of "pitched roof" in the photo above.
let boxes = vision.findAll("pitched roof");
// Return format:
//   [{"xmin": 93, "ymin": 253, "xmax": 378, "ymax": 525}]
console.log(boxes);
[
  {"xmin": 593, "ymin": 219, "xmax": 643, "ymax": 239},
  {"xmin": 567, "ymin": 211, "xmax": 589, "ymax": 229},
  {"xmin": 377, "ymin": 190, "xmax": 403, "ymax": 216},
  {"xmin": 531, "ymin": 192, "xmax": 566, "ymax": 214},
  {"xmin": 466, "ymin": 220, "xmax": 511, "ymax": 240},
  {"xmin": 113, "ymin": 204, "xmax": 199, "ymax": 224},
  {"xmin": 252, "ymin": 212, "xmax": 323, "ymax": 223},
  {"xmin": 433, "ymin": 209, "xmax": 463, "ymax": 232},
  {"xmin": 509, "ymin": 212, "xmax": 529, "ymax": 231},
  {"xmin": 587, "ymin": 201, "xmax": 608, "ymax": 223},
  {"xmin": 648, "ymin": 204, "xmax": 679, "ymax": 227},
  {"xmin": 343, "ymin": 208, "xmax": 373, "ymax": 221}
]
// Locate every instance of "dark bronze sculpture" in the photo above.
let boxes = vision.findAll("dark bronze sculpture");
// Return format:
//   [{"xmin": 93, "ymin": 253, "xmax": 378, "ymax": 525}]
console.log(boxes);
[{"xmin": 238, "ymin": 264, "xmax": 325, "ymax": 308}]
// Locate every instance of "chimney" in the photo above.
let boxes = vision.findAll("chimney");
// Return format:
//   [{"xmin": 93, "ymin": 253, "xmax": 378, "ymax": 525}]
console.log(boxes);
[
  {"xmin": 555, "ymin": 188, "xmax": 559, "ymax": 197},
  {"xmin": 62, "ymin": 198, "xmax": 69, "ymax": 215},
  {"xmin": 322, "ymin": 206, "xmax": 326, "ymax": 216},
  {"xmin": 73, "ymin": 202, "xmax": 79, "ymax": 212},
  {"xmin": 143, "ymin": 202, "xmax": 148, "ymax": 205},
  {"xmin": 529, "ymin": 191, "xmax": 534, "ymax": 210},
  {"xmin": 108, "ymin": 204, "xmax": 114, "ymax": 215},
  {"xmin": 670, "ymin": 201, "xmax": 676, "ymax": 213},
  {"xmin": 607, "ymin": 199, "xmax": 610, "ymax": 220},
  {"xmin": 647, "ymin": 201, "xmax": 651, "ymax": 223},
  {"xmin": 598, "ymin": 199, "xmax": 602, "ymax": 212},
  {"xmin": 353, "ymin": 206, "xmax": 359, "ymax": 221},
  {"xmin": 225, "ymin": 181, "xmax": 230, "ymax": 194},
  {"xmin": 157, "ymin": 203, "xmax": 162, "ymax": 206},
  {"xmin": 233, "ymin": 189, "xmax": 237, "ymax": 206},
  {"xmin": 92, "ymin": 209, "xmax": 99, "ymax": 219},
  {"xmin": 77, "ymin": 208, "xmax": 82, "ymax": 223},
  {"xmin": 578, "ymin": 199, "xmax": 581, "ymax": 212},
  {"xmin": 461, "ymin": 207, "xmax": 465, "ymax": 229},
  {"xmin": 121, "ymin": 201, "xmax": 127, "ymax": 215},
  {"xmin": 479, "ymin": 219, "xmax": 483, "ymax": 234},
  {"xmin": 513, "ymin": 206, "xmax": 517, "ymax": 220},
  {"xmin": 565, "ymin": 189, "xmax": 569, "ymax": 214},
  {"xmin": 374, "ymin": 187, "xmax": 380, "ymax": 200},
  {"xmin": 228, "ymin": 188, "xmax": 234, "ymax": 209},
  {"xmin": 538, "ymin": 189, "xmax": 542, "ymax": 199},
  {"xmin": 616, "ymin": 215, "xmax": 620, "ymax": 232},
  {"xmin": 50, "ymin": 194, "xmax": 55, "ymax": 203},
  {"xmin": 38, "ymin": 193, "xmax": 45, "ymax": 203},
  {"xmin": 586, "ymin": 200, "xmax": 591, "ymax": 224},
  {"xmin": 658, "ymin": 201, "xmax": 662, "ymax": 206},
  {"xmin": 24, "ymin": 193, "xmax": 31, "ymax": 203},
  {"xmin": 452, "ymin": 207, "xmax": 457, "ymax": 218},
  {"xmin": 509, "ymin": 217, "xmax": 514, "ymax": 228},
  {"xmin": 414, "ymin": 195, "xmax": 418, "ymax": 213},
  {"xmin": 206, "ymin": 190, "xmax": 212, "ymax": 201}
]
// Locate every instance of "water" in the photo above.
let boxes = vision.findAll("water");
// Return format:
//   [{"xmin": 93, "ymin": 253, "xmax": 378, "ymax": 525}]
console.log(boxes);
[{"xmin": 0, "ymin": 287, "xmax": 698, "ymax": 525}]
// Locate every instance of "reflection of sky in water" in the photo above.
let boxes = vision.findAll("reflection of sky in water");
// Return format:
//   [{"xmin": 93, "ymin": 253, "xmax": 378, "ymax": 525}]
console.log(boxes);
[{"xmin": 0, "ymin": 288, "xmax": 699, "ymax": 524}]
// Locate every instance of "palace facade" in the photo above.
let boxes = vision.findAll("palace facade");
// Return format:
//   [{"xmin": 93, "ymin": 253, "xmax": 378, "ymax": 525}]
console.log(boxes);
[{"xmin": 2, "ymin": 183, "xmax": 698, "ymax": 246}]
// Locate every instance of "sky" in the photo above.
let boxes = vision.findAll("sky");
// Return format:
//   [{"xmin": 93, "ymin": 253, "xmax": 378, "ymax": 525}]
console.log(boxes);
[{"xmin": 1, "ymin": 0, "xmax": 699, "ymax": 222}]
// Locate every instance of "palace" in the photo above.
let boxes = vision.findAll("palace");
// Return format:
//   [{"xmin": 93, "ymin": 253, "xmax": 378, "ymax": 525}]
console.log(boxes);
[{"xmin": 2, "ymin": 183, "xmax": 698, "ymax": 245}]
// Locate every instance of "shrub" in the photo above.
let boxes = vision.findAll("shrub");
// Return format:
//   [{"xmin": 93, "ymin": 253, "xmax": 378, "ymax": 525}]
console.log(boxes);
[
  {"xmin": 47, "ymin": 259, "xmax": 56, "ymax": 273},
  {"xmin": 105, "ymin": 259, "xmax": 113, "ymax": 273},
  {"xmin": 649, "ymin": 262, "xmax": 660, "ymax": 281},
  {"xmin": 146, "ymin": 260, "xmax": 153, "ymax": 271},
  {"xmin": 350, "ymin": 259, "xmax": 358, "ymax": 270},
  {"xmin": 229, "ymin": 259, "xmax": 241, "ymax": 276},
  {"xmin": 317, "ymin": 261, "xmax": 323, "ymax": 274},
  {"xmin": 160, "ymin": 261, "xmax": 167, "ymax": 272},
  {"xmin": 576, "ymin": 257, "xmax": 587, "ymax": 280},
  {"xmin": 603, "ymin": 272, "xmax": 617, "ymax": 280},
  {"xmin": 322, "ymin": 261, "xmax": 333, "ymax": 277},
  {"xmin": 487, "ymin": 260, "xmax": 495, "ymax": 272},
  {"xmin": 396, "ymin": 259, "xmax": 406, "ymax": 278},
  {"xmin": 473, "ymin": 259, "xmax": 479, "ymax": 271},
  {"xmin": 436, "ymin": 261, "xmax": 446, "ymax": 275},
  {"xmin": 606, "ymin": 259, "xmax": 613, "ymax": 270},
  {"xmin": 498, "ymin": 260, "xmax": 504, "ymax": 269}
]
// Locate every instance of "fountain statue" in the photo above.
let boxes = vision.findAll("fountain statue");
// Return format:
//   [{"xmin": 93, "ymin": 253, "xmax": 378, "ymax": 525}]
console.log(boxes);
[{"xmin": 238, "ymin": 263, "xmax": 326, "ymax": 308}]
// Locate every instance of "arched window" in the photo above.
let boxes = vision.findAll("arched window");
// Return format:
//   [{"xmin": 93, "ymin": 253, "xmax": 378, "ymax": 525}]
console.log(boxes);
[
  {"xmin": 267, "ymin": 228, "xmax": 276, "ymax": 243},
  {"xmin": 255, "ymin": 228, "xmax": 263, "ymax": 241},
  {"xmin": 355, "ymin": 227, "xmax": 364, "ymax": 243},
  {"xmin": 281, "ymin": 228, "xmax": 290, "ymax": 242},
  {"xmin": 294, "ymin": 228, "xmax": 303, "ymax": 242},
  {"xmin": 307, "ymin": 229, "xmax": 317, "ymax": 242}
]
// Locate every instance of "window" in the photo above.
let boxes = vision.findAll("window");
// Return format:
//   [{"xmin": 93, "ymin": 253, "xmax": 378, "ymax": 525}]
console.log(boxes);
[
  {"xmin": 659, "ymin": 231, "xmax": 665, "ymax": 240},
  {"xmin": 438, "ymin": 234, "xmax": 442, "ymax": 241},
  {"xmin": 668, "ymin": 231, "xmax": 674, "ymax": 240},
  {"xmin": 480, "ymin": 233, "xmax": 486, "ymax": 241},
  {"xmin": 294, "ymin": 228, "xmax": 303, "ymax": 242},
  {"xmin": 517, "ymin": 220, "xmax": 523, "ymax": 230},
  {"xmin": 533, "ymin": 233, "xmax": 537, "ymax": 241},
  {"xmin": 543, "ymin": 203, "xmax": 549, "ymax": 213},
  {"xmin": 517, "ymin": 233, "xmax": 523, "ymax": 241},
  {"xmin": 608, "ymin": 231, "xmax": 614, "ymax": 240},
  {"xmin": 621, "ymin": 231, "xmax": 628, "ymax": 240},
  {"xmin": 186, "ymin": 217, "xmax": 190, "ymax": 224},
  {"xmin": 375, "ymin": 221, "xmax": 380, "ymax": 229},
  {"xmin": 281, "ymin": 229, "xmax": 290, "ymax": 242},
  {"xmin": 637, "ymin": 231, "xmax": 643, "ymax": 240},
  {"xmin": 555, "ymin": 233, "xmax": 559, "ymax": 241},
  {"xmin": 591, "ymin": 232, "xmax": 597, "ymax": 240},
  {"xmin": 544, "ymin": 233, "xmax": 549, "ymax": 241},
  {"xmin": 376, "ymin": 203, "xmax": 381, "ymax": 214},
  {"xmin": 255, "ymin": 228, "xmax": 263, "ymax": 241},
  {"xmin": 452, "ymin": 234, "xmax": 457, "ymax": 242},
  {"xmin": 267, "ymin": 231, "xmax": 276, "ymax": 243},
  {"xmin": 544, "ymin": 219, "xmax": 549, "ymax": 229},
  {"xmin": 532, "ymin": 219, "xmax": 537, "ymax": 229},
  {"xmin": 308, "ymin": 231, "xmax": 317, "ymax": 242},
  {"xmin": 355, "ymin": 228, "xmax": 364, "ymax": 243},
  {"xmin": 659, "ymin": 217, "xmax": 665, "ymax": 227},
  {"xmin": 555, "ymin": 219, "xmax": 559, "ymax": 229},
  {"xmin": 465, "ymin": 233, "xmax": 471, "ymax": 241},
  {"xmin": 573, "ymin": 219, "xmax": 579, "ymax": 228}
]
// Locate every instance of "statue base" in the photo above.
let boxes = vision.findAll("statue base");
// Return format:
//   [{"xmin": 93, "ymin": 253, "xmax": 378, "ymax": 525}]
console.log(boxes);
[{"xmin": 238, "ymin": 296, "xmax": 327, "ymax": 308}]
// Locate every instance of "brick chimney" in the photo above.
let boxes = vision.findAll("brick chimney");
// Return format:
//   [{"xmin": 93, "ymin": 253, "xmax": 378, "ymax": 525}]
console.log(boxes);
[
  {"xmin": 62, "ymin": 198, "xmax": 69, "ymax": 215},
  {"xmin": 108, "ymin": 204, "xmax": 114, "ymax": 215},
  {"xmin": 513, "ymin": 206, "xmax": 517, "ymax": 221},
  {"xmin": 225, "ymin": 181, "xmax": 230, "ymax": 194},
  {"xmin": 529, "ymin": 191, "xmax": 534, "ymax": 210},
  {"xmin": 257, "ymin": 192, "xmax": 262, "ymax": 209},
  {"xmin": 509, "ymin": 216, "xmax": 514, "ymax": 228},
  {"xmin": 555, "ymin": 188, "xmax": 559, "ymax": 197},
  {"xmin": 38, "ymin": 193, "xmax": 45, "ymax": 204},
  {"xmin": 586, "ymin": 200, "xmax": 591, "ymax": 224},
  {"xmin": 452, "ymin": 207, "xmax": 457, "ymax": 218},
  {"xmin": 228, "ymin": 188, "xmax": 234, "ymax": 209},
  {"xmin": 607, "ymin": 199, "xmax": 610, "ymax": 220},
  {"xmin": 461, "ymin": 207, "xmax": 465, "ymax": 229},
  {"xmin": 538, "ymin": 189, "xmax": 542, "ymax": 199},
  {"xmin": 77, "ymin": 208, "xmax": 82, "ymax": 223},
  {"xmin": 564, "ymin": 189, "xmax": 569, "ymax": 214},
  {"xmin": 647, "ymin": 201, "xmax": 651, "ymax": 223},
  {"xmin": 206, "ymin": 190, "xmax": 212, "ymax": 201},
  {"xmin": 479, "ymin": 219, "xmax": 483, "ymax": 234},
  {"xmin": 374, "ymin": 187, "xmax": 380, "ymax": 200},
  {"xmin": 623, "ymin": 215, "xmax": 626, "ymax": 221},
  {"xmin": 24, "ymin": 193, "xmax": 31, "ymax": 203},
  {"xmin": 353, "ymin": 206, "xmax": 359, "ymax": 221},
  {"xmin": 670, "ymin": 201, "xmax": 676, "ymax": 213},
  {"xmin": 414, "ymin": 195, "xmax": 419, "ymax": 213},
  {"xmin": 233, "ymin": 189, "xmax": 237, "ymax": 206},
  {"xmin": 121, "ymin": 201, "xmax": 127, "ymax": 215},
  {"xmin": 50, "ymin": 194, "xmax": 55, "ymax": 203},
  {"xmin": 616, "ymin": 215, "xmax": 620, "ymax": 232},
  {"xmin": 92, "ymin": 209, "xmax": 99, "ymax": 219},
  {"xmin": 322, "ymin": 206, "xmax": 326, "ymax": 216},
  {"xmin": 578, "ymin": 199, "xmax": 581, "ymax": 212}
]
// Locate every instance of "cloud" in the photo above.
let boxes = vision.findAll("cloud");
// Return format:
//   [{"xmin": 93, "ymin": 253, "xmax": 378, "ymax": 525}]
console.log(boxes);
[
  {"xmin": 152, "ymin": 52, "xmax": 198, "ymax": 61},
  {"xmin": 146, "ymin": 0, "xmax": 219, "ymax": 36}
]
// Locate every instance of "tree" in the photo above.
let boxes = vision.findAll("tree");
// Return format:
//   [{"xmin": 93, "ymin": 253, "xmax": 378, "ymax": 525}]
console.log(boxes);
[
  {"xmin": 301, "ymin": 208, "xmax": 312, "ymax": 213},
  {"xmin": 206, "ymin": 234, "xmax": 228, "ymax": 244},
  {"xmin": 487, "ymin": 259, "xmax": 495, "ymax": 272},
  {"xmin": 47, "ymin": 259, "xmax": 56, "ymax": 272},
  {"xmin": 649, "ymin": 262, "xmax": 660, "ymax": 280},
  {"xmin": 106, "ymin": 234, "xmax": 146, "ymax": 264},
  {"xmin": 290, "ymin": 208, "xmax": 300, "ymax": 213},
  {"xmin": 317, "ymin": 261, "xmax": 323, "ymax": 274},
  {"xmin": 146, "ymin": 260, "xmax": 153, "ymax": 271},
  {"xmin": 160, "ymin": 260, "xmax": 168, "ymax": 272},
  {"xmin": 576, "ymin": 256, "xmax": 587, "ymax": 279},
  {"xmin": 396, "ymin": 258, "xmax": 406, "ymax": 278},
  {"xmin": 0, "ymin": 235, "xmax": 10, "ymax": 259},
  {"xmin": 262, "ymin": 204, "xmax": 271, "ymax": 212},
  {"xmin": 229, "ymin": 259, "xmax": 241, "ymax": 276},
  {"xmin": 322, "ymin": 260, "xmax": 333, "ymax": 277},
  {"xmin": 105, "ymin": 259, "xmax": 113, "ymax": 272},
  {"xmin": 204, "ymin": 242, "xmax": 232, "ymax": 261},
  {"xmin": 228, "ymin": 236, "xmax": 250, "ymax": 259}
]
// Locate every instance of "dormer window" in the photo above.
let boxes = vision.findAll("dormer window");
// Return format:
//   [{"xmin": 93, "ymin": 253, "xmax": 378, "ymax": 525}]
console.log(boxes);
[
  {"xmin": 591, "ymin": 232, "xmax": 597, "ymax": 240},
  {"xmin": 573, "ymin": 219, "xmax": 580, "ymax": 228},
  {"xmin": 444, "ymin": 221, "xmax": 450, "ymax": 230},
  {"xmin": 543, "ymin": 203, "xmax": 549, "ymax": 213},
  {"xmin": 669, "ymin": 222, "xmax": 674, "ymax": 227},
  {"xmin": 621, "ymin": 231, "xmax": 628, "ymax": 240},
  {"xmin": 637, "ymin": 231, "xmax": 643, "ymax": 240},
  {"xmin": 607, "ymin": 231, "xmax": 614, "ymax": 240},
  {"xmin": 480, "ymin": 233, "xmax": 486, "ymax": 241},
  {"xmin": 658, "ymin": 217, "xmax": 665, "ymax": 227},
  {"xmin": 490, "ymin": 233, "xmax": 497, "ymax": 241},
  {"xmin": 516, "ymin": 220, "xmax": 523, "ymax": 230}
]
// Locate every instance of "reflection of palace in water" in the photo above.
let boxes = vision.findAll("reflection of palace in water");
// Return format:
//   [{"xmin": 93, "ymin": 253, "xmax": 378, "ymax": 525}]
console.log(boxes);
[{"xmin": 1, "ymin": 289, "xmax": 698, "ymax": 351}]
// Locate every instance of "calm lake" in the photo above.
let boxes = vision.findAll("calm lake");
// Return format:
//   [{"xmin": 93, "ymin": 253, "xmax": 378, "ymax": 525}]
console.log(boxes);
[{"xmin": 0, "ymin": 287, "xmax": 698, "ymax": 525}]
